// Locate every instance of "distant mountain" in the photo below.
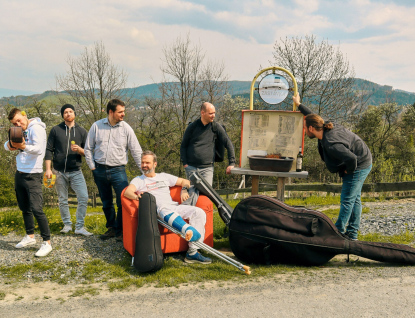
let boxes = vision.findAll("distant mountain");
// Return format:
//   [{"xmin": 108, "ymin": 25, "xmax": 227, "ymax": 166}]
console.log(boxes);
[
  {"xmin": 229, "ymin": 78, "xmax": 415, "ymax": 107},
  {"xmin": 0, "ymin": 88, "xmax": 40, "ymax": 98},
  {"xmin": 1, "ymin": 79, "xmax": 414, "ymax": 107}
]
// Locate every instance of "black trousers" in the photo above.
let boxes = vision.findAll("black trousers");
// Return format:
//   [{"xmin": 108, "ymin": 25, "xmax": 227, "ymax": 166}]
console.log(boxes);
[{"xmin": 15, "ymin": 172, "xmax": 51, "ymax": 241}]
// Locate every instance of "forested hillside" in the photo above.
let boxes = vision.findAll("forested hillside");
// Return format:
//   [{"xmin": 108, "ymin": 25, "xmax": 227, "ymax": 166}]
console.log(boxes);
[{"xmin": 1, "ymin": 78, "xmax": 414, "ymax": 107}]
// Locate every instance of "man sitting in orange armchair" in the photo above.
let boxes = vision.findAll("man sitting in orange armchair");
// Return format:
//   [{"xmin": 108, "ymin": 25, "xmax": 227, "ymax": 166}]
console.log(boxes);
[{"xmin": 124, "ymin": 150, "xmax": 212, "ymax": 264}]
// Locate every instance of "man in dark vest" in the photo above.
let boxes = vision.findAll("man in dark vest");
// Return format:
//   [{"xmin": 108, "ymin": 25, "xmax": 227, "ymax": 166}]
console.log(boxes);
[{"xmin": 180, "ymin": 102, "xmax": 235, "ymax": 185}]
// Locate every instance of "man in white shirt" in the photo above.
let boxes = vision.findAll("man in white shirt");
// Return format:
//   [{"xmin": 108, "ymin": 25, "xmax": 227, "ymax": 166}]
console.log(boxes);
[
  {"xmin": 84, "ymin": 99, "xmax": 142, "ymax": 241},
  {"xmin": 124, "ymin": 150, "xmax": 212, "ymax": 264},
  {"xmin": 4, "ymin": 108, "xmax": 52, "ymax": 257}
]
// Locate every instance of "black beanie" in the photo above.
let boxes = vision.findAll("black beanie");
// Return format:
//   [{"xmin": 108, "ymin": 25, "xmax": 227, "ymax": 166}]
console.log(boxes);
[{"xmin": 61, "ymin": 104, "xmax": 75, "ymax": 117}]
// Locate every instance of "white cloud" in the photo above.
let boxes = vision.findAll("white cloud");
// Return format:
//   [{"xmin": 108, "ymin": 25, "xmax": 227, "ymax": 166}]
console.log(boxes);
[{"xmin": 0, "ymin": 0, "xmax": 414, "ymax": 93}]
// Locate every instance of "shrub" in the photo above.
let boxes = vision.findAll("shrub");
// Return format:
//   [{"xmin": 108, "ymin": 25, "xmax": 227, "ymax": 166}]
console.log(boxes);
[{"xmin": 0, "ymin": 174, "xmax": 16, "ymax": 207}]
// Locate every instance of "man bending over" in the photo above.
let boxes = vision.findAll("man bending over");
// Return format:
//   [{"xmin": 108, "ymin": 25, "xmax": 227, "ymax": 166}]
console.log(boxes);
[{"xmin": 124, "ymin": 150, "xmax": 212, "ymax": 264}]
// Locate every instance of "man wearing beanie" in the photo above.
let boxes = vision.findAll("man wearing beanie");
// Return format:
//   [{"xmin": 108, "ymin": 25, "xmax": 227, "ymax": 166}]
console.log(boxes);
[{"xmin": 45, "ymin": 104, "xmax": 92, "ymax": 236}]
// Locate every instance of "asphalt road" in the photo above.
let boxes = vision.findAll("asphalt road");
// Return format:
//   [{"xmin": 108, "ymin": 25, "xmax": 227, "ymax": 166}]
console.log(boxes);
[{"xmin": 2, "ymin": 257, "xmax": 415, "ymax": 318}]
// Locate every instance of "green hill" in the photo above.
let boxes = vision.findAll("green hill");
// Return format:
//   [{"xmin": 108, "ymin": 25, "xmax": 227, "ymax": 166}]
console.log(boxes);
[{"xmin": 1, "ymin": 79, "xmax": 414, "ymax": 107}]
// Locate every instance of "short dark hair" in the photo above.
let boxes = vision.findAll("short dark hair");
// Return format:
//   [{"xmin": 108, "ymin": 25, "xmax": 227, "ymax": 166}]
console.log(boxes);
[
  {"xmin": 201, "ymin": 102, "xmax": 208, "ymax": 112},
  {"xmin": 141, "ymin": 150, "xmax": 157, "ymax": 163},
  {"xmin": 107, "ymin": 99, "xmax": 125, "ymax": 114},
  {"xmin": 8, "ymin": 108, "xmax": 21, "ymax": 121}
]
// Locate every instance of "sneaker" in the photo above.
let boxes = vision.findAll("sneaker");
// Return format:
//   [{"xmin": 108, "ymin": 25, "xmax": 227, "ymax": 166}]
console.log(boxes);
[
  {"xmin": 100, "ymin": 227, "xmax": 116, "ymax": 240},
  {"xmin": 60, "ymin": 225, "xmax": 72, "ymax": 233},
  {"xmin": 15, "ymin": 235, "xmax": 36, "ymax": 248},
  {"xmin": 345, "ymin": 232, "xmax": 358, "ymax": 241},
  {"xmin": 75, "ymin": 227, "xmax": 93, "ymax": 236},
  {"xmin": 34, "ymin": 242, "xmax": 52, "ymax": 257},
  {"xmin": 184, "ymin": 252, "xmax": 212, "ymax": 264},
  {"xmin": 115, "ymin": 235, "xmax": 123, "ymax": 242}
]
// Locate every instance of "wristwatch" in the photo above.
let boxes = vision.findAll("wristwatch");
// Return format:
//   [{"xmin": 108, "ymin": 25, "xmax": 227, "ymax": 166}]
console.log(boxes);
[{"xmin": 182, "ymin": 186, "xmax": 189, "ymax": 191}]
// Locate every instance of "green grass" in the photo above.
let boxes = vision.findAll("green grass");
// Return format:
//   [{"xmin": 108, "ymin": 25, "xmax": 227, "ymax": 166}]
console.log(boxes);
[
  {"xmin": 1, "ymin": 196, "xmax": 414, "ymax": 292},
  {"xmin": 359, "ymin": 231, "xmax": 415, "ymax": 244},
  {"xmin": 0, "ymin": 206, "xmax": 106, "ymax": 236},
  {"xmin": 319, "ymin": 207, "xmax": 370, "ymax": 221},
  {"xmin": 70, "ymin": 287, "xmax": 100, "ymax": 297}
]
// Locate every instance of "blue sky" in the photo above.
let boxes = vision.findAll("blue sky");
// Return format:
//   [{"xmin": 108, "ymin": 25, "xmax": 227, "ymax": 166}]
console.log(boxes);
[{"xmin": 0, "ymin": 0, "xmax": 414, "ymax": 94}]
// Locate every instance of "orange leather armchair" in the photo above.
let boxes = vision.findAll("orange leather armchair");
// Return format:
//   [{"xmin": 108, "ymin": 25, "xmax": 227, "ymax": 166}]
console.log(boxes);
[{"xmin": 121, "ymin": 186, "xmax": 214, "ymax": 256}]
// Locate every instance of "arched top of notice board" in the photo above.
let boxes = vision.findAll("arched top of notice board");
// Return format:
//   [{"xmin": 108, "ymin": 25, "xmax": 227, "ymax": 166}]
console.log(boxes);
[{"xmin": 249, "ymin": 67, "xmax": 298, "ymax": 111}]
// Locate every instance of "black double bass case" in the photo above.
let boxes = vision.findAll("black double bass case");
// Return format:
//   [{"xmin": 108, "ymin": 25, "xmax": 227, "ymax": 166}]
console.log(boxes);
[
  {"xmin": 133, "ymin": 192, "xmax": 164, "ymax": 272},
  {"xmin": 229, "ymin": 195, "xmax": 415, "ymax": 266}
]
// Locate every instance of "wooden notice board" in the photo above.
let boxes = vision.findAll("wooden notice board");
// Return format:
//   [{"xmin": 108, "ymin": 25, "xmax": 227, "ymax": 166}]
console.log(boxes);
[{"xmin": 240, "ymin": 110, "xmax": 305, "ymax": 171}]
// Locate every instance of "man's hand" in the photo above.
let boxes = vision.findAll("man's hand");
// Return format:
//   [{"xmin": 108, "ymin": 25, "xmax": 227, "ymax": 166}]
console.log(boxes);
[
  {"xmin": 293, "ymin": 93, "xmax": 301, "ymax": 107},
  {"xmin": 7, "ymin": 141, "xmax": 18, "ymax": 151},
  {"xmin": 45, "ymin": 169, "xmax": 53, "ymax": 179},
  {"xmin": 134, "ymin": 190, "xmax": 143, "ymax": 200},
  {"xmin": 226, "ymin": 165, "xmax": 234, "ymax": 174},
  {"xmin": 12, "ymin": 138, "xmax": 26, "ymax": 150},
  {"xmin": 71, "ymin": 143, "xmax": 85, "ymax": 155},
  {"xmin": 183, "ymin": 164, "xmax": 188, "ymax": 168},
  {"xmin": 181, "ymin": 189, "xmax": 189, "ymax": 202},
  {"xmin": 71, "ymin": 143, "xmax": 79, "ymax": 152}
]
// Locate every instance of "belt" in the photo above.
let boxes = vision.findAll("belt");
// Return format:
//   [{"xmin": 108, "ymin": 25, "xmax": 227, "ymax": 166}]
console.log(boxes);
[{"xmin": 95, "ymin": 162, "xmax": 123, "ymax": 169}]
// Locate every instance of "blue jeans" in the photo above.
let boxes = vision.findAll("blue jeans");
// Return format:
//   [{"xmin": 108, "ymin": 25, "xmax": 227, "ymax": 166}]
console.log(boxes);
[
  {"xmin": 55, "ymin": 169, "xmax": 89, "ymax": 230},
  {"xmin": 92, "ymin": 164, "xmax": 128, "ymax": 236},
  {"xmin": 185, "ymin": 165, "xmax": 214, "ymax": 186},
  {"xmin": 335, "ymin": 165, "xmax": 372, "ymax": 240}
]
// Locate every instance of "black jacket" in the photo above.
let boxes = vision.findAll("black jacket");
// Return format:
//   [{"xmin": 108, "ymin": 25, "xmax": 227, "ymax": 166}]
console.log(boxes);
[
  {"xmin": 298, "ymin": 104, "xmax": 372, "ymax": 176},
  {"xmin": 180, "ymin": 118, "xmax": 236, "ymax": 168},
  {"xmin": 45, "ymin": 122, "xmax": 88, "ymax": 173}
]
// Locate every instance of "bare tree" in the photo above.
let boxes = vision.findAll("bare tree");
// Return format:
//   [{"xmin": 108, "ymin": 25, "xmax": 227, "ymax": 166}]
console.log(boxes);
[
  {"xmin": 56, "ymin": 41, "xmax": 131, "ymax": 126},
  {"xmin": 157, "ymin": 34, "xmax": 230, "ymax": 176},
  {"xmin": 159, "ymin": 34, "xmax": 229, "ymax": 134},
  {"xmin": 271, "ymin": 35, "xmax": 369, "ymax": 121}
]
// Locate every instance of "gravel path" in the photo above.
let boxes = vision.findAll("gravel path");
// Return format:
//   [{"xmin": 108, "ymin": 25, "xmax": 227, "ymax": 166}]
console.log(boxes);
[{"xmin": 1, "ymin": 198, "xmax": 415, "ymax": 317}]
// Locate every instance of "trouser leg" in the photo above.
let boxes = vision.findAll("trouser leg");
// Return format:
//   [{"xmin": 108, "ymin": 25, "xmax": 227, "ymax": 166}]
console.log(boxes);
[
  {"xmin": 15, "ymin": 172, "xmax": 34, "ymax": 235},
  {"xmin": 26, "ymin": 173, "xmax": 50, "ymax": 241},
  {"xmin": 69, "ymin": 170, "xmax": 89, "ymax": 230},
  {"xmin": 335, "ymin": 166, "xmax": 371, "ymax": 239},
  {"xmin": 55, "ymin": 171, "xmax": 72, "ymax": 226},
  {"xmin": 110, "ymin": 167, "xmax": 128, "ymax": 236},
  {"xmin": 344, "ymin": 166, "xmax": 372, "ymax": 239},
  {"xmin": 93, "ymin": 167, "xmax": 116, "ymax": 229},
  {"xmin": 176, "ymin": 205, "xmax": 206, "ymax": 254},
  {"xmin": 185, "ymin": 165, "xmax": 214, "ymax": 186}
]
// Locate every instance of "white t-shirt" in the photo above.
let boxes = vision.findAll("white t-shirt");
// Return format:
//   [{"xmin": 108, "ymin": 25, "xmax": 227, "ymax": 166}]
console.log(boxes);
[{"xmin": 130, "ymin": 173, "xmax": 179, "ymax": 217}]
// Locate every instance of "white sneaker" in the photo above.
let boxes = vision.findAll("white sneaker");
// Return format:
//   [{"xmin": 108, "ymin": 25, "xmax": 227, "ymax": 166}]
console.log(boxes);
[
  {"xmin": 60, "ymin": 225, "xmax": 72, "ymax": 233},
  {"xmin": 75, "ymin": 227, "xmax": 93, "ymax": 236},
  {"xmin": 35, "ymin": 242, "xmax": 52, "ymax": 257},
  {"xmin": 15, "ymin": 235, "xmax": 36, "ymax": 248}
]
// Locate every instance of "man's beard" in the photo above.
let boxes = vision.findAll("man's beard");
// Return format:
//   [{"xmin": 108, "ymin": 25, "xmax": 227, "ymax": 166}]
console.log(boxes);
[
  {"xmin": 141, "ymin": 167, "xmax": 154, "ymax": 175},
  {"xmin": 65, "ymin": 116, "xmax": 75, "ymax": 122}
]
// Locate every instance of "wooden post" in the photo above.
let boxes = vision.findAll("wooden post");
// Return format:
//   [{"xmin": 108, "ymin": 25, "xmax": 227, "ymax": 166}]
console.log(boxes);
[
  {"xmin": 251, "ymin": 175, "xmax": 259, "ymax": 195},
  {"xmin": 276, "ymin": 177, "xmax": 286, "ymax": 201}
]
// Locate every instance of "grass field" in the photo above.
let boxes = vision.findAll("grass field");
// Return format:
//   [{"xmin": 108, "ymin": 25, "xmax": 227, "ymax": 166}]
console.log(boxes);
[{"xmin": 1, "ymin": 196, "xmax": 414, "ymax": 292}]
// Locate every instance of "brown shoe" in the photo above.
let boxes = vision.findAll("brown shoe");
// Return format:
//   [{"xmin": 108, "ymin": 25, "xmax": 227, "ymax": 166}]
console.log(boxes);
[{"xmin": 100, "ymin": 228, "xmax": 116, "ymax": 240}]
